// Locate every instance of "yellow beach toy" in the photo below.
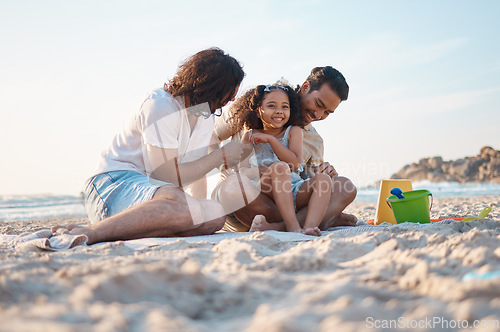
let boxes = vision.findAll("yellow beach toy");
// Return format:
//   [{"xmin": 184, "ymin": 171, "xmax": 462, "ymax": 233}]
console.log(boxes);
[{"xmin": 374, "ymin": 179, "xmax": 413, "ymax": 225}]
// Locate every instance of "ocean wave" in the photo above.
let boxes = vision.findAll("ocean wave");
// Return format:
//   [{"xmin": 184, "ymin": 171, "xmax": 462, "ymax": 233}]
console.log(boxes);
[
  {"xmin": 0, "ymin": 194, "xmax": 86, "ymax": 221},
  {"xmin": 356, "ymin": 181, "xmax": 500, "ymax": 202}
]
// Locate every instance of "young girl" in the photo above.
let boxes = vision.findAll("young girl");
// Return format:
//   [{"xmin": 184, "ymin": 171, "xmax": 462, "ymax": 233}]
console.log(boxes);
[{"xmin": 234, "ymin": 84, "xmax": 333, "ymax": 236}]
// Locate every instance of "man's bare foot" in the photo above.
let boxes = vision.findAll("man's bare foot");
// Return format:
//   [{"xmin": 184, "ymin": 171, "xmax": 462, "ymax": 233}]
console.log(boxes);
[
  {"xmin": 52, "ymin": 224, "xmax": 98, "ymax": 245},
  {"xmin": 249, "ymin": 214, "xmax": 287, "ymax": 232},
  {"xmin": 324, "ymin": 212, "xmax": 357, "ymax": 229},
  {"xmin": 303, "ymin": 227, "xmax": 322, "ymax": 236}
]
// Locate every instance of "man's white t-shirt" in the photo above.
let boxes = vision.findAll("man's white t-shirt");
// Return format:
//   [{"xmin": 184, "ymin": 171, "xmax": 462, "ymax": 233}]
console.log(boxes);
[{"xmin": 94, "ymin": 88, "xmax": 215, "ymax": 179}]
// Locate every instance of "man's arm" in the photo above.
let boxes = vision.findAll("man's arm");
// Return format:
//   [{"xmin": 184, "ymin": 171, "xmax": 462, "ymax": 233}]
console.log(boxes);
[
  {"xmin": 214, "ymin": 104, "xmax": 246, "ymax": 142},
  {"xmin": 300, "ymin": 125, "xmax": 324, "ymax": 179},
  {"xmin": 147, "ymin": 142, "xmax": 251, "ymax": 187},
  {"xmin": 300, "ymin": 124, "xmax": 339, "ymax": 178}
]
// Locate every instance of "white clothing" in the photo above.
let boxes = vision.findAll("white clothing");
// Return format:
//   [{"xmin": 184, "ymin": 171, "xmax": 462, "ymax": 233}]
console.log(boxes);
[{"xmin": 94, "ymin": 88, "xmax": 215, "ymax": 179}]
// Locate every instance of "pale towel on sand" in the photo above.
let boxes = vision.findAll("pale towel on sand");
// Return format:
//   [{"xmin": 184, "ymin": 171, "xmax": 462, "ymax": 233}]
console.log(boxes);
[{"xmin": 2, "ymin": 229, "xmax": 88, "ymax": 251}]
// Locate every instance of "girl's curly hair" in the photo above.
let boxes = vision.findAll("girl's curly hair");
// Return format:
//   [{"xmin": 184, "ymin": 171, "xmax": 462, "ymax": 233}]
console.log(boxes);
[
  {"xmin": 229, "ymin": 84, "xmax": 304, "ymax": 131},
  {"xmin": 165, "ymin": 48, "xmax": 245, "ymax": 113}
]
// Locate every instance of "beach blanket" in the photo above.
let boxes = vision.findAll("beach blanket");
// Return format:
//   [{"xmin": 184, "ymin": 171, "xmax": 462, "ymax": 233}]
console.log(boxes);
[
  {"xmin": 122, "ymin": 219, "xmax": 460, "ymax": 249},
  {"xmin": 0, "ymin": 219, "xmax": 460, "ymax": 251}
]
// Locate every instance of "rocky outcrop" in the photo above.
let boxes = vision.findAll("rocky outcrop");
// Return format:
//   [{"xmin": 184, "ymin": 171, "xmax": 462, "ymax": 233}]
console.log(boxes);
[{"xmin": 391, "ymin": 146, "xmax": 500, "ymax": 183}]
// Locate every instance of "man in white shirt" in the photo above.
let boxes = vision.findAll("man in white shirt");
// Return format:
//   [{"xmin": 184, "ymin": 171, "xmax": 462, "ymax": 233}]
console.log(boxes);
[{"xmin": 53, "ymin": 48, "xmax": 249, "ymax": 244}]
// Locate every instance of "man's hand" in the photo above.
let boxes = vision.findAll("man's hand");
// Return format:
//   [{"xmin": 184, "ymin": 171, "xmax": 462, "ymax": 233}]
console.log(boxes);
[
  {"xmin": 221, "ymin": 141, "xmax": 253, "ymax": 168},
  {"xmin": 315, "ymin": 162, "xmax": 338, "ymax": 178}
]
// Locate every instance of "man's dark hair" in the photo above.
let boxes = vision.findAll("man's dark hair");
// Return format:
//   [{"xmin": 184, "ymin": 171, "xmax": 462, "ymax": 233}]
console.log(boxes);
[
  {"xmin": 166, "ymin": 48, "xmax": 245, "ymax": 113},
  {"xmin": 305, "ymin": 66, "xmax": 349, "ymax": 101}
]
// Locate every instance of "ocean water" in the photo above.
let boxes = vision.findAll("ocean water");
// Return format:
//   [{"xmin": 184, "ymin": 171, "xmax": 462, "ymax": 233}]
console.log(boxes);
[
  {"xmin": 1, "ymin": 182, "xmax": 500, "ymax": 221},
  {"xmin": 0, "ymin": 194, "xmax": 86, "ymax": 221},
  {"xmin": 355, "ymin": 181, "xmax": 500, "ymax": 202}
]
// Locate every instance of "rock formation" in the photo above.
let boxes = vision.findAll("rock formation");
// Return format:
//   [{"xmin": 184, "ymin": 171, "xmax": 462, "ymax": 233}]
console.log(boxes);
[{"xmin": 391, "ymin": 146, "xmax": 500, "ymax": 183}]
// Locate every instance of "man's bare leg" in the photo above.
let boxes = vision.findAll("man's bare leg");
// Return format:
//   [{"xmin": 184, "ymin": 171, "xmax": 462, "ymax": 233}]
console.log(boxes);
[
  {"xmin": 318, "ymin": 176, "xmax": 358, "ymax": 229},
  {"xmin": 52, "ymin": 186, "xmax": 225, "ymax": 244},
  {"xmin": 217, "ymin": 173, "xmax": 282, "ymax": 227},
  {"xmin": 172, "ymin": 199, "xmax": 227, "ymax": 237},
  {"xmin": 218, "ymin": 174, "xmax": 357, "ymax": 230},
  {"xmin": 249, "ymin": 214, "xmax": 285, "ymax": 232}
]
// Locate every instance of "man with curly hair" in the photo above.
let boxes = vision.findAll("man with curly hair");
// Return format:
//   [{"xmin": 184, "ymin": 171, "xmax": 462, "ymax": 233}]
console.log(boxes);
[
  {"xmin": 213, "ymin": 66, "xmax": 358, "ymax": 232},
  {"xmin": 53, "ymin": 48, "xmax": 250, "ymax": 244}
]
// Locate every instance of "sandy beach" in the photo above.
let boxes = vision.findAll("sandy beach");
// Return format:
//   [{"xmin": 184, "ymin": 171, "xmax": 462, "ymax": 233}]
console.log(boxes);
[{"xmin": 1, "ymin": 195, "xmax": 500, "ymax": 331}]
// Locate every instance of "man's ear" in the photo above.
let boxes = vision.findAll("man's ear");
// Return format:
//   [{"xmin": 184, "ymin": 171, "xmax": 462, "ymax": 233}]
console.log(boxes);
[{"xmin": 300, "ymin": 81, "xmax": 310, "ymax": 95}]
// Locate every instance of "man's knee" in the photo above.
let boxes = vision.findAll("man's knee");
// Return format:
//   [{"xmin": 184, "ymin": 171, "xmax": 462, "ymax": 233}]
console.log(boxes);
[
  {"xmin": 153, "ymin": 185, "xmax": 184, "ymax": 201},
  {"xmin": 153, "ymin": 185, "xmax": 206, "ymax": 225},
  {"xmin": 308, "ymin": 173, "xmax": 332, "ymax": 196},
  {"xmin": 314, "ymin": 173, "xmax": 333, "ymax": 187},
  {"xmin": 332, "ymin": 176, "xmax": 357, "ymax": 202}
]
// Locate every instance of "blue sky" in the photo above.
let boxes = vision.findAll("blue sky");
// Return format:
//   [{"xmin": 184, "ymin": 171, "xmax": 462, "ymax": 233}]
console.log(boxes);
[{"xmin": 1, "ymin": 0, "xmax": 499, "ymax": 195}]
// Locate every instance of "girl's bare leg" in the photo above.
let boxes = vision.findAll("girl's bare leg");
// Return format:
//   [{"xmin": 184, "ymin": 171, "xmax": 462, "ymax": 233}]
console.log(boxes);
[
  {"xmin": 295, "ymin": 173, "xmax": 333, "ymax": 236},
  {"xmin": 259, "ymin": 162, "xmax": 302, "ymax": 233}
]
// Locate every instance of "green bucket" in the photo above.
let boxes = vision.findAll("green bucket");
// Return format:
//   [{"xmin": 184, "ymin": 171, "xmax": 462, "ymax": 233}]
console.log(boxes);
[{"xmin": 386, "ymin": 190, "xmax": 433, "ymax": 224}]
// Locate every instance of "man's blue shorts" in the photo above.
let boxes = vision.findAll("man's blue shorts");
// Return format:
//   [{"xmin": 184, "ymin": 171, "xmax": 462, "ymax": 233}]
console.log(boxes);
[{"xmin": 83, "ymin": 170, "xmax": 168, "ymax": 224}]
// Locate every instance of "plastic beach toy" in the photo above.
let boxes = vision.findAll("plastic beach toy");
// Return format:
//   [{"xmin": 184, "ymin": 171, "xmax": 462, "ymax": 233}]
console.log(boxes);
[
  {"xmin": 390, "ymin": 188, "xmax": 405, "ymax": 199},
  {"xmin": 367, "ymin": 205, "xmax": 493, "ymax": 224},
  {"xmin": 387, "ymin": 190, "xmax": 433, "ymax": 224},
  {"xmin": 374, "ymin": 179, "xmax": 413, "ymax": 225},
  {"xmin": 462, "ymin": 206, "xmax": 492, "ymax": 221}
]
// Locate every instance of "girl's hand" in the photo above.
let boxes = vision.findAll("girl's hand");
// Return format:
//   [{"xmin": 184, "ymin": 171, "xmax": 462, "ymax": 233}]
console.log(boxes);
[{"xmin": 249, "ymin": 132, "xmax": 274, "ymax": 144}]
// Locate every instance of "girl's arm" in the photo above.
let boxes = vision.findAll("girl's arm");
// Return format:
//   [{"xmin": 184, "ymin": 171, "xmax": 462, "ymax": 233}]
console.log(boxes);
[{"xmin": 252, "ymin": 127, "xmax": 303, "ymax": 171}]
